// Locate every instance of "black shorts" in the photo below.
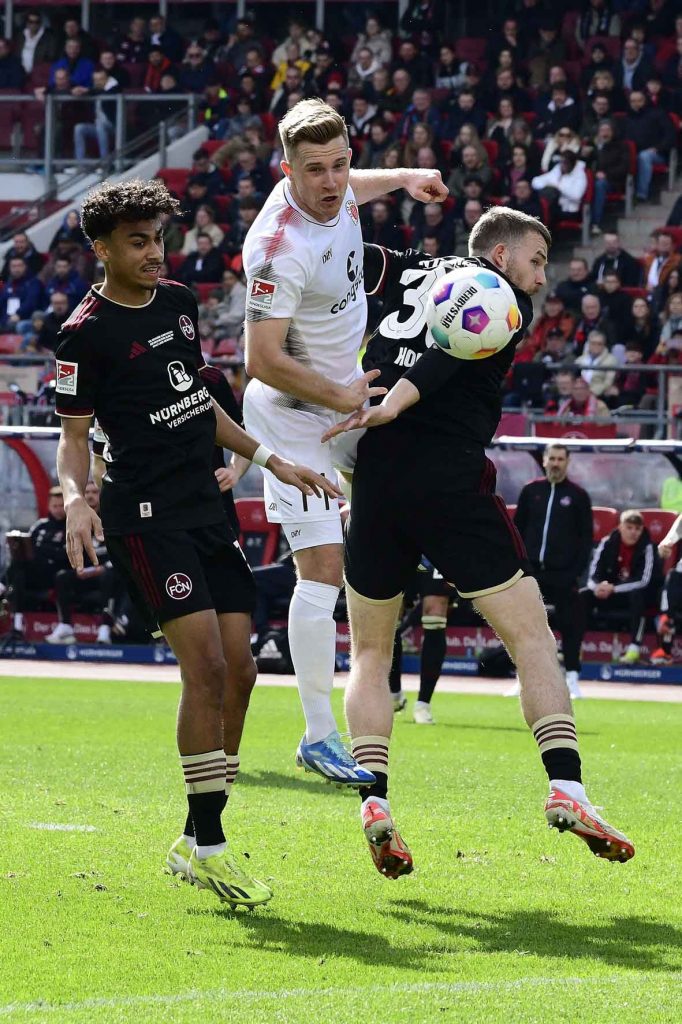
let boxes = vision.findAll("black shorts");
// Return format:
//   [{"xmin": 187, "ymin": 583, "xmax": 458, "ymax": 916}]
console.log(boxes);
[
  {"xmin": 106, "ymin": 521, "xmax": 256, "ymax": 638},
  {"xmin": 345, "ymin": 431, "xmax": 530, "ymax": 602},
  {"xmin": 417, "ymin": 562, "xmax": 457, "ymax": 599},
  {"xmin": 662, "ymin": 568, "xmax": 682, "ymax": 617}
]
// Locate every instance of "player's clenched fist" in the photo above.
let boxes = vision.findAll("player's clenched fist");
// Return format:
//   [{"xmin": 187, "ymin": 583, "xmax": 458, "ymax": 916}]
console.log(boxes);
[{"xmin": 401, "ymin": 169, "xmax": 448, "ymax": 204}]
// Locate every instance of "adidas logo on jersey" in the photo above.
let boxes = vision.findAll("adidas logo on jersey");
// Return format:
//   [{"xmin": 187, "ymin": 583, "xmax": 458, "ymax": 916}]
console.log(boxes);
[{"xmin": 129, "ymin": 342, "xmax": 147, "ymax": 359}]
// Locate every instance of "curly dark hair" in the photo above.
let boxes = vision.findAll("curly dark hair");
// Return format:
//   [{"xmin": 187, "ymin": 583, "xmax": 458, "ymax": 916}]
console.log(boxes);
[{"xmin": 80, "ymin": 178, "xmax": 180, "ymax": 242}]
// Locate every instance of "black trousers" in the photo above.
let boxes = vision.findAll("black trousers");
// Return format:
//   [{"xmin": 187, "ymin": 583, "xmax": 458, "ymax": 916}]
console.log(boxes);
[
  {"xmin": 53, "ymin": 566, "xmax": 123, "ymax": 625},
  {"xmin": 6, "ymin": 559, "xmax": 59, "ymax": 612},
  {"xmin": 535, "ymin": 570, "xmax": 584, "ymax": 672},
  {"xmin": 582, "ymin": 584, "xmax": 659, "ymax": 646}
]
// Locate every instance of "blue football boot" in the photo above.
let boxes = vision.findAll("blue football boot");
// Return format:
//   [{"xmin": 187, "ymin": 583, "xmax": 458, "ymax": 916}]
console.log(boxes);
[{"xmin": 295, "ymin": 731, "xmax": 376, "ymax": 788}]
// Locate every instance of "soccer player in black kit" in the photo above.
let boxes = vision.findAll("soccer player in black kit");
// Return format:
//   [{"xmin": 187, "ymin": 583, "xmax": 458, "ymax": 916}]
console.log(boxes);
[
  {"xmin": 55, "ymin": 179, "xmax": 340, "ymax": 908},
  {"xmin": 324, "ymin": 207, "xmax": 634, "ymax": 878}
]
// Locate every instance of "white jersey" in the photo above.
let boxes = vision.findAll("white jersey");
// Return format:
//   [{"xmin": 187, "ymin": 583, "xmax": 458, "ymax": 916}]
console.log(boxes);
[{"xmin": 242, "ymin": 178, "xmax": 366, "ymax": 410}]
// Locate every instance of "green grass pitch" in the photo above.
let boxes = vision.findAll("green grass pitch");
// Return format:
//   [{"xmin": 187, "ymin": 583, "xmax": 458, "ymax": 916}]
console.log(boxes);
[{"xmin": 1, "ymin": 676, "xmax": 682, "ymax": 1023}]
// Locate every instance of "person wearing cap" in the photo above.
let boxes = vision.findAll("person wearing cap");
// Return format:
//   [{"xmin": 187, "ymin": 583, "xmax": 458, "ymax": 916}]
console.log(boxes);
[
  {"xmin": 533, "ymin": 326, "xmax": 576, "ymax": 368},
  {"xmin": 529, "ymin": 291, "xmax": 576, "ymax": 352},
  {"xmin": 583, "ymin": 510, "xmax": 663, "ymax": 664}
]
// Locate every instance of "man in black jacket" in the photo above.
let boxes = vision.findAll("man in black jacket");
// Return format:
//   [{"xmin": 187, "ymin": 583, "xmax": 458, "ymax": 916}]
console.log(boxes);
[
  {"xmin": 590, "ymin": 232, "xmax": 641, "ymax": 288},
  {"xmin": 623, "ymin": 90, "xmax": 676, "ymax": 201},
  {"xmin": 584, "ymin": 509, "xmax": 663, "ymax": 664},
  {"xmin": 514, "ymin": 444, "xmax": 593, "ymax": 698}
]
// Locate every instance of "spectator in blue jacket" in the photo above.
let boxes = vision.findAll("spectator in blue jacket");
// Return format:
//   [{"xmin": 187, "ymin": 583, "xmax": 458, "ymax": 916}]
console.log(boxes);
[
  {"xmin": 44, "ymin": 257, "xmax": 89, "ymax": 309},
  {"xmin": 0, "ymin": 38, "xmax": 25, "ymax": 89},
  {"xmin": 49, "ymin": 39, "xmax": 94, "ymax": 89},
  {"xmin": 0, "ymin": 257, "xmax": 46, "ymax": 332},
  {"xmin": 178, "ymin": 43, "xmax": 216, "ymax": 93}
]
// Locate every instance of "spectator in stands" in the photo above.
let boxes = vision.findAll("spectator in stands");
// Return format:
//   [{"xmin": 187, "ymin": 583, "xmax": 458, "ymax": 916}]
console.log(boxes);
[
  {"xmin": 305, "ymin": 43, "xmax": 344, "ymax": 96},
  {"xmin": 514, "ymin": 443, "xmax": 593, "ymax": 698},
  {"xmin": 393, "ymin": 38, "xmax": 432, "ymax": 89},
  {"xmin": 452, "ymin": 176, "xmax": 488, "ymax": 216},
  {"xmin": 143, "ymin": 46, "xmax": 172, "ymax": 94},
  {"xmin": 197, "ymin": 19, "xmax": 225, "ymax": 63},
  {"xmin": 580, "ymin": 92, "xmax": 612, "ymax": 143},
  {"xmin": 357, "ymin": 119, "xmax": 392, "ymax": 169},
  {"xmin": 531, "ymin": 151, "xmax": 588, "ymax": 219},
  {"xmin": 540, "ymin": 126, "xmax": 581, "ymax": 172},
  {"xmin": 0, "ymin": 257, "xmax": 45, "ymax": 332},
  {"xmin": 556, "ymin": 257, "xmax": 596, "ymax": 313},
  {"xmin": 178, "ymin": 43, "xmax": 215, "ymax": 93},
  {"xmin": 382, "ymin": 142, "xmax": 404, "ymax": 169},
  {"xmin": 576, "ymin": 329, "xmax": 619, "ymax": 397},
  {"xmin": 624, "ymin": 90, "xmax": 676, "ymax": 202},
  {"xmin": 487, "ymin": 97, "xmax": 516, "ymax": 158},
  {"xmin": 0, "ymin": 38, "xmax": 25, "ymax": 89},
  {"xmin": 530, "ymin": 291, "xmax": 576, "ymax": 351},
  {"xmin": 351, "ymin": 14, "xmax": 393, "ymax": 68},
  {"xmin": 412, "ymin": 202, "xmax": 454, "ymax": 253},
  {"xmin": 60, "ymin": 18, "xmax": 97, "ymax": 63},
  {"xmin": 398, "ymin": 87, "xmax": 441, "ymax": 141},
  {"xmin": 117, "ymin": 17, "xmax": 149, "ymax": 65},
  {"xmin": 15, "ymin": 13, "xmax": 57, "ymax": 75},
  {"xmin": 447, "ymin": 144, "xmax": 492, "ymax": 198},
  {"xmin": 544, "ymin": 367, "xmax": 578, "ymax": 412},
  {"xmin": 487, "ymin": 17, "xmax": 525, "ymax": 64},
  {"xmin": 365, "ymin": 200, "xmax": 403, "ymax": 248},
  {"xmin": 219, "ymin": 15, "xmax": 257, "ymax": 70},
  {"xmin": 533, "ymin": 326, "xmax": 576, "ymax": 369},
  {"xmin": 35, "ymin": 290, "xmax": 70, "ymax": 353},
  {"xmin": 180, "ymin": 176, "xmax": 215, "ymax": 226},
  {"xmin": 609, "ymin": 340, "xmax": 647, "ymax": 408},
  {"xmin": 580, "ymin": 42, "xmax": 615, "ymax": 92},
  {"xmin": 179, "ymin": 233, "xmax": 224, "ymax": 286},
  {"xmin": 50, "ymin": 38, "xmax": 94, "ymax": 90},
  {"xmin": 591, "ymin": 232, "xmax": 641, "ymax": 288},
  {"xmin": 349, "ymin": 95, "xmax": 378, "ymax": 142},
  {"xmin": 270, "ymin": 65, "xmax": 307, "ymax": 119},
  {"xmin": 2, "ymin": 232, "xmax": 42, "ymax": 281},
  {"xmin": 148, "ymin": 13, "xmax": 183, "ymax": 64},
  {"xmin": 271, "ymin": 17, "xmax": 307, "ymax": 67},
  {"xmin": 536, "ymin": 82, "xmax": 581, "ymax": 139},
  {"xmin": 557, "ymin": 374, "xmax": 611, "ymax": 419},
  {"xmin": 444, "ymin": 89, "xmax": 487, "ymax": 138},
  {"xmin": 643, "ymin": 229, "xmax": 681, "ymax": 298},
  {"xmin": 508, "ymin": 178, "xmax": 543, "ymax": 217},
  {"xmin": 502, "ymin": 143, "xmax": 535, "ymax": 196},
  {"xmin": 3, "ymin": 486, "xmax": 70, "ymax": 640},
  {"xmin": 624, "ymin": 295, "xmax": 660, "ymax": 358},
  {"xmin": 48, "ymin": 209, "xmax": 86, "ymax": 256},
  {"xmin": 73, "ymin": 67, "xmax": 121, "ymax": 162},
  {"xmin": 643, "ymin": 73, "xmax": 671, "ymax": 113},
  {"xmin": 403, "ymin": 123, "xmax": 437, "ymax": 168},
  {"xmin": 229, "ymin": 145, "xmax": 270, "ymax": 196},
  {"xmin": 454, "ymin": 199, "xmax": 483, "ymax": 256},
  {"xmin": 44, "ymin": 256, "xmax": 88, "ymax": 308},
  {"xmin": 434, "ymin": 44, "xmax": 468, "ymax": 92},
  {"xmin": 218, "ymin": 197, "xmax": 260, "ymax": 260},
  {"xmin": 205, "ymin": 268, "xmax": 247, "ymax": 341},
  {"xmin": 660, "ymin": 292, "xmax": 682, "ymax": 345},
  {"xmin": 347, "ymin": 46, "xmax": 382, "ymax": 93},
  {"xmin": 575, "ymin": 0, "xmax": 621, "ymax": 51},
  {"xmin": 527, "ymin": 18, "xmax": 566, "ymax": 89},
  {"xmin": 98, "ymin": 48, "xmax": 129, "ymax": 88},
  {"xmin": 662, "ymin": 35, "xmax": 682, "ymax": 93},
  {"xmin": 573, "ymin": 292, "xmax": 615, "ymax": 351},
  {"xmin": 236, "ymin": 45, "xmax": 272, "ymax": 87},
  {"xmin": 653, "ymin": 266, "xmax": 682, "ymax": 319},
  {"xmin": 597, "ymin": 271, "xmax": 633, "ymax": 340},
  {"xmin": 616, "ymin": 38, "xmax": 655, "ymax": 94},
  {"xmin": 584, "ymin": 509, "xmax": 662, "ymax": 665},
  {"xmin": 586, "ymin": 69, "xmax": 625, "ymax": 113},
  {"xmin": 589, "ymin": 121, "xmax": 632, "ymax": 234},
  {"xmin": 485, "ymin": 66, "xmax": 531, "ymax": 115},
  {"xmin": 182, "ymin": 204, "xmax": 224, "ymax": 255}
]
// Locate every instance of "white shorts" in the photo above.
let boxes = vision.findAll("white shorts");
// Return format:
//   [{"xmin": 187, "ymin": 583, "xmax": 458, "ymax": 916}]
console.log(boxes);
[{"xmin": 243, "ymin": 379, "xmax": 364, "ymax": 549}]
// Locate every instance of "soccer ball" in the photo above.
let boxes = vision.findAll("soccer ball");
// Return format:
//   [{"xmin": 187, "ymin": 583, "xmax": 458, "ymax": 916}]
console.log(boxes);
[{"xmin": 426, "ymin": 267, "xmax": 522, "ymax": 360}]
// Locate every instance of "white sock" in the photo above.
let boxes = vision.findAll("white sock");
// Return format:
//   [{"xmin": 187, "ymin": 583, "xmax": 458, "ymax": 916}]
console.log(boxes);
[
  {"xmin": 13, "ymin": 612, "xmax": 23, "ymax": 630},
  {"xmin": 182, "ymin": 833, "xmax": 196, "ymax": 848},
  {"xmin": 195, "ymin": 841, "xmax": 226, "ymax": 860},
  {"xmin": 288, "ymin": 580, "xmax": 340, "ymax": 743},
  {"xmin": 551, "ymin": 779, "xmax": 589, "ymax": 805},
  {"xmin": 414, "ymin": 700, "xmax": 430, "ymax": 709}
]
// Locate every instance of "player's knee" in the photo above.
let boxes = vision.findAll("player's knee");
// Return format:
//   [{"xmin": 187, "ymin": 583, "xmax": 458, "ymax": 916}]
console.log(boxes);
[
  {"xmin": 227, "ymin": 654, "xmax": 257, "ymax": 698},
  {"xmin": 187, "ymin": 654, "xmax": 228, "ymax": 706}
]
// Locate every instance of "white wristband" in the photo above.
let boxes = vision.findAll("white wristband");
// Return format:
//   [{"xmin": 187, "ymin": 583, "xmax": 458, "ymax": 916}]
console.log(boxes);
[{"xmin": 252, "ymin": 444, "xmax": 274, "ymax": 468}]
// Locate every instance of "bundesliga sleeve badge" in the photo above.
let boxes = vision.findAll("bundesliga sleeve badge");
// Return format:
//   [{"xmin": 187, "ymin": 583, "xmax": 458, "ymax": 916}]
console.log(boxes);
[
  {"xmin": 247, "ymin": 278, "xmax": 278, "ymax": 312},
  {"xmin": 56, "ymin": 360, "xmax": 79, "ymax": 395}
]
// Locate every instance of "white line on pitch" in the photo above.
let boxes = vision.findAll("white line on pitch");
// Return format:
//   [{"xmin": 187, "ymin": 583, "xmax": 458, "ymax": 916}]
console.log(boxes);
[
  {"xmin": 26, "ymin": 823, "xmax": 97, "ymax": 833},
  {"xmin": 1, "ymin": 973, "xmax": 680, "ymax": 1017}
]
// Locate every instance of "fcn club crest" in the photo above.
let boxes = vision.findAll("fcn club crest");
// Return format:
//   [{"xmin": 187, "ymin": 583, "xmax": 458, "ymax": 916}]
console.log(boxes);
[
  {"xmin": 179, "ymin": 315, "xmax": 195, "ymax": 340},
  {"xmin": 346, "ymin": 200, "xmax": 359, "ymax": 224}
]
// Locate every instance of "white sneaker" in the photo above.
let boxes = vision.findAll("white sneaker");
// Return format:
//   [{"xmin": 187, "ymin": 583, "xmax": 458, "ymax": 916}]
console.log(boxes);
[
  {"xmin": 504, "ymin": 677, "xmax": 521, "ymax": 697},
  {"xmin": 46, "ymin": 622, "xmax": 76, "ymax": 644},
  {"xmin": 565, "ymin": 670, "xmax": 583, "ymax": 699},
  {"xmin": 96, "ymin": 623, "xmax": 111, "ymax": 644},
  {"xmin": 392, "ymin": 692, "xmax": 407, "ymax": 713},
  {"xmin": 413, "ymin": 700, "xmax": 434, "ymax": 725}
]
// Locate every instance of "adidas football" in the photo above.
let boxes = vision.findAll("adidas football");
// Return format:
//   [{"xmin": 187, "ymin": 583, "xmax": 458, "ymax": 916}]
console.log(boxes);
[{"xmin": 426, "ymin": 266, "xmax": 521, "ymax": 360}]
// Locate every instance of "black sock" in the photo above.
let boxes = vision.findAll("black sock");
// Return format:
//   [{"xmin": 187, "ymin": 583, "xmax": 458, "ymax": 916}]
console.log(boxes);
[
  {"xmin": 418, "ymin": 627, "xmax": 446, "ymax": 703},
  {"xmin": 187, "ymin": 791, "xmax": 227, "ymax": 846},
  {"xmin": 389, "ymin": 629, "xmax": 402, "ymax": 694},
  {"xmin": 183, "ymin": 809, "xmax": 194, "ymax": 838},
  {"xmin": 533, "ymin": 715, "xmax": 582, "ymax": 784},
  {"xmin": 359, "ymin": 771, "xmax": 388, "ymax": 803},
  {"xmin": 541, "ymin": 749, "xmax": 582, "ymax": 784}
]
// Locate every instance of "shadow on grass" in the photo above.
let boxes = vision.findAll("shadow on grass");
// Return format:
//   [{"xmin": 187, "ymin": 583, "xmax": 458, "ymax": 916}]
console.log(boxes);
[
  {"xmin": 238, "ymin": 770, "xmax": 349, "ymax": 797},
  {"xmin": 383, "ymin": 899, "xmax": 682, "ymax": 973}
]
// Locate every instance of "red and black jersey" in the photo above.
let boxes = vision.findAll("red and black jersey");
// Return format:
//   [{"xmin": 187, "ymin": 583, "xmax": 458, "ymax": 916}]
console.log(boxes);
[
  {"xmin": 362, "ymin": 244, "xmax": 534, "ymax": 447},
  {"xmin": 54, "ymin": 280, "xmax": 225, "ymax": 535}
]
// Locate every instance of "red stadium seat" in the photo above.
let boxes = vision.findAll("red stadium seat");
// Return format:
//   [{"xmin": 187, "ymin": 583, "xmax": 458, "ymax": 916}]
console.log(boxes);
[
  {"xmin": 259, "ymin": 113, "xmax": 277, "ymax": 141},
  {"xmin": 156, "ymin": 168, "xmax": 190, "ymax": 196},
  {"xmin": 660, "ymin": 226, "xmax": 682, "ymax": 250},
  {"xmin": 592, "ymin": 506, "xmax": 619, "ymax": 542},
  {"xmin": 481, "ymin": 139, "xmax": 498, "ymax": 165},
  {"xmin": 212, "ymin": 195, "xmax": 233, "ymax": 219},
  {"xmin": 639, "ymin": 509, "xmax": 678, "ymax": 546},
  {"xmin": 193, "ymin": 282, "xmax": 221, "ymax": 304},
  {"xmin": 166, "ymin": 252, "xmax": 184, "ymax": 276},
  {"xmin": 454, "ymin": 37, "xmax": 487, "ymax": 64},
  {"xmin": 621, "ymin": 287, "xmax": 648, "ymax": 299},
  {"xmin": 0, "ymin": 334, "xmax": 22, "ymax": 354},
  {"xmin": 213, "ymin": 338, "xmax": 239, "ymax": 356},
  {"xmin": 235, "ymin": 498, "xmax": 280, "ymax": 568}
]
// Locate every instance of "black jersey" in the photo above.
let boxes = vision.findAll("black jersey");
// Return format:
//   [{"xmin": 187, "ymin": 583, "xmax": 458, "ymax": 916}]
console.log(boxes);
[
  {"xmin": 54, "ymin": 280, "xmax": 224, "ymax": 536},
  {"xmin": 363, "ymin": 245, "xmax": 534, "ymax": 447},
  {"xmin": 199, "ymin": 363, "xmax": 242, "ymax": 538}
]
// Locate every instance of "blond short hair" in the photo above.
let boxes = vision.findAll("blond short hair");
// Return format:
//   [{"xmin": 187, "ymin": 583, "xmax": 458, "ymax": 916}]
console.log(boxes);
[
  {"xmin": 279, "ymin": 98, "xmax": 349, "ymax": 161},
  {"xmin": 469, "ymin": 206, "xmax": 551, "ymax": 257}
]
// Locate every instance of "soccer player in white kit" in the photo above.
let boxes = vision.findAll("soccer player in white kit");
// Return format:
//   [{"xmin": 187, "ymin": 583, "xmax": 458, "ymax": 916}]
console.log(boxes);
[{"xmin": 243, "ymin": 98, "xmax": 447, "ymax": 784}]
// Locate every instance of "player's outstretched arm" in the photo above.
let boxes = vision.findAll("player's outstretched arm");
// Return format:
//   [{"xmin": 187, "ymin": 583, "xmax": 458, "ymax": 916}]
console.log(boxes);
[
  {"xmin": 212, "ymin": 399, "xmax": 342, "ymax": 500},
  {"xmin": 349, "ymin": 168, "xmax": 448, "ymax": 206},
  {"xmin": 57, "ymin": 417, "xmax": 104, "ymax": 572},
  {"xmin": 321, "ymin": 378, "xmax": 421, "ymax": 441},
  {"xmin": 245, "ymin": 318, "xmax": 386, "ymax": 413}
]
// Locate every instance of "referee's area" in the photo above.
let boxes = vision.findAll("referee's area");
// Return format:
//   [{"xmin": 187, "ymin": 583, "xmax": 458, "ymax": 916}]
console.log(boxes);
[{"xmin": 7, "ymin": 659, "xmax": 682, "ymax": 702}]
